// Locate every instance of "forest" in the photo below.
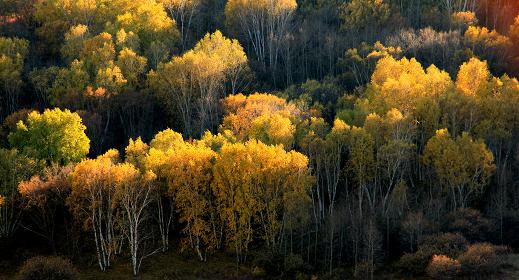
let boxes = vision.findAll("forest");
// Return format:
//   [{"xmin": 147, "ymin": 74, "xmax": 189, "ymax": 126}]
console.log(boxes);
[{"xmin": 1, "ymin": 0, "xmax": 519, "ymax": 279}]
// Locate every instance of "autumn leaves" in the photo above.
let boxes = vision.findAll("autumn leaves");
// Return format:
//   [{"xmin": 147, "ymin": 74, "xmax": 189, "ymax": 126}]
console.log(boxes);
[{"xmin": 65, "ymin": 124, "xmax": 312, "ymax": 274}]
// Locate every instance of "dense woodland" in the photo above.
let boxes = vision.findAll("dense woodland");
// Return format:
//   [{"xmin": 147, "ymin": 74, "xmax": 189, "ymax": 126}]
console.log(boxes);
[{"xmin": 2, "ymin": 0, "xmax": 519, "ymax": 279}]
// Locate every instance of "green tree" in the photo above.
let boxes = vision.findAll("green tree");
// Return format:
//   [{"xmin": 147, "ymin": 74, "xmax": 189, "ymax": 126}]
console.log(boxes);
[
  {"xmin": 9, "ymin": 108, "xmax": 90, "ymax": 164},
  {"xmin": 0, "ymin": 37, "xmax": 29, "ymax": 116},
  {"xmin": 422, "ymin": 129, "xmax": 495, "ymax": 209},
  {"xmin": 0, "ymin": 148, "xmax": 40, "ymax": 239}
]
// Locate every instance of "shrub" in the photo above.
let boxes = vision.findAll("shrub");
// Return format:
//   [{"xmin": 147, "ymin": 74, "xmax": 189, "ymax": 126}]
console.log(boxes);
[
  {"xmin": 458, "ymin": 243, "xmax": 510, "ymax": 275},
  {"xmin": 445, "ymin": 208, "xmax": 492, "ymax": 242},
  {"xmin": 426, "ymin": 255, "xmax": 461, "ymax": 279},
  {"xmin": 396, "ymin": 250, "xmax": 433, "ymax": 275},
  {"xmin": 420, "ymin": 232, "xmax": 468, "ymax": 258},
  {"xmin": 396, "ymin": 233, "xmax": 468, "ymax": 275},
  {"xmin": 16, "ymin": 256, "xmax": 78, "ymax": 280}
]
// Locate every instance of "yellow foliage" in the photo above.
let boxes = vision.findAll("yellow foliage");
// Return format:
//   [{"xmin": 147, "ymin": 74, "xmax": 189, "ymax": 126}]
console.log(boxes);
[
  {"xmin": 221, "ymin": 93, "xmax": 298, "ymax": 141},
  {"xmin": 212, "ymin": 140, "xmax": 312, "ymax": 252},
  {"xmin": 451, "ymin": 11, "xmax": 478, "ymax": 27},
  {"xmin": 249, "ymin": 113, "xmax": 295, "ymax": 149},
  {"xmin": 225, "ymin": 0, "xmax": 297, "ymax": 19},
  {"xmin": 369, "ymin": 56, "xmax": 453, "ymax": 113},
  {"xmin": 162, "ymin": 144, "xmax": 216, "ymax": 255},
  {"xmin": 464, "ymin": 26, "xmax": 511, "ymax": 49},
  {"xmin": 456, "ymin": 58, "xmax": 491, "ymax": 97},
  {"xmin": 125, "ymin": 137, "xmax": 149, "ymax": 170}
]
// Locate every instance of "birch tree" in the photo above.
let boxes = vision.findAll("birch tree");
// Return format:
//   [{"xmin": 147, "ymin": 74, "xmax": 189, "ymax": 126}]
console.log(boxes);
[
  {"xmin": 69, "ymin": 151, "xmax": 121, "ymax": 271},
  {"xmin": 114, "ymin": 163, "xmax": 158, "ymax": 276},
  {"xmin": 225, "ymin": 0, "xmax": 297, "ymax": 84}
]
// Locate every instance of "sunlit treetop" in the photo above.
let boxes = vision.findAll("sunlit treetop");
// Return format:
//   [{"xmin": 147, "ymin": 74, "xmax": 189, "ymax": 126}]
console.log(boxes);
[
  {"xmin": 368, "ymin": 56, "xmax": 453, "ymax": 113},
  {"xmin": 149, "ymin": 128, "xmax": 185, "ymax": 152},
  {"xmin": 455, "ymin": 57, "xmax": 491, "ymax": 97},
  {"xmin": 451, "ymin": 11, "xmax": 478, "ymax": 28},
  {"xmin": 221, "ymin": 93, "xmax": 300, "ymax": 142},
  {"xmin": 464, "ymin": 26, "xmax": 511, "ymax": 49},
  {"xmin": 35, "ymin": 0, "xmax": 180, "ymax": 54},
  {"xmin": 109, "ymin": 0, "xmax": 179, "ymax": 48},
  {"xmin": 192, "ymin": 31, "xmax": 247, "ymax": 72},
  {"xmin": 8, "ymin": 108, "xmax": 90, "ymax": 164},
  {"xmin": 225, "ymin": 0, "xmax": 297, "ymax": 18},
  {"xmin": 125, "ymin": 137, "xmax": 149, "ymax": 171}
]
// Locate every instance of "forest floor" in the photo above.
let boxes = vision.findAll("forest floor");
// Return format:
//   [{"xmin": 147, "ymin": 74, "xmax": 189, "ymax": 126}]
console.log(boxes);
[
  {"xmin": 79, "ymin": 250, "xmax": 255, "ymax": 280},
  {"xmin": 3, "ymin": 251, "xmax": 519, "ymax": 279},
  {"xmin": 500, "ymin": 254, "xmax": 519, "ymax": 280}
]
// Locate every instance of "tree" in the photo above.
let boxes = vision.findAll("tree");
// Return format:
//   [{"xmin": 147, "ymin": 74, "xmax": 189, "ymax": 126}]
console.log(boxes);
[
  {"xmin": 340, "ymin": 0, "xmax": 391, "ymax": 41},
  {"xmin": 108, "ymin": 0, "xmax": 179, "ymax": 51},
  {"xmin": 18, "ymin": 164, "xmax": 73, "ymax": 251},
  {"xmin": 220, "ymin": 93, "xmax": 299, "ymax": 142},
  {"xmin": 9, "ymin": 108, "xmax": 90, "ymax": 164},
  {"xmin": 68, "ymin": 150, "xmax": 121, "ymax": 271},
  {"xmin": 422, "ymin": 129, "xmax": 495, "ymax": 209},
  {"xmin": 144, "ymin": 129, "xmax": 186, "ymax": 252},
  {"xmin": 0, "ymin": 37, "xmax": 28, "ymax": 117},
  {"xmin": 125, "ymin": 137, "xmax": 149, "ymax": 172},
  {"xmin": 34, "ymin": 0, "xmax": 180, "ymax": 56},
  {"xmin": 249, "ymin": 113, "xmax": 295, "ymax": 149},
  {"xmin": 455, "ymin": 57, "xmax": 491, "ymax": 97},
  {"xmin": 149, "ymin": 31, "xmax": 248, "ymax": 136},
  {"xmin": 161, "ymin": 143, "xmax": 216, "ymax": 260},
  {"xmin": 116, "ymin": 48, "xmax": 147, "ymax": 88},
  {"xmin": 0, "ymin": 148, "xmax": 40, "ymax": 239},
  {"xmin": 160, "ymin": 0, "xmax": 201, "ymax": 50},
  {"xmin": 368, "ymin": 56, "xmax": 453, "ymax": 114},
  {"xmin": 225, "ymin": 0, "xmax": 297, "ymax": 84},
  {"xmin": 113, "ymin": 163, "xmax": 157, "ymax": 276},
  {"xmin": 212, "ymin": 140, "xmax": 312, "ymax": 262}
]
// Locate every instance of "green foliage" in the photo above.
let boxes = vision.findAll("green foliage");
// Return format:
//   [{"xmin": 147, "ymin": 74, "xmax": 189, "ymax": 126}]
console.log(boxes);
[
  {"xmin": 9, "ymin": 108, "xmax": 90, "ymax": 164},
  {"xmin": 340, "ymin": 0, "xmax": 391, "ymax": 31}
]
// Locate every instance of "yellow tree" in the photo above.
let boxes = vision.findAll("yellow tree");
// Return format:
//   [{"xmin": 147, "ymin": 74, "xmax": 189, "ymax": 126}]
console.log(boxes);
[
  {"xmin": 220, "ymin": 93, "xmax": 299, "ymax": 142},
  {"xmin": 125, "ymin": 137, "xmax": 149, "ymax": 172},
  {"xmin": 212, "ymin": 140, "xmax": 312, "ymax": 262},
  {"xmin": 422, "ymin": 129, "xmax": 495, "ymax": 209},
  {"xmin": 455, "ymin": 57, "xmax": 491, "ymax": 97},
  {"xmin": 249, "ymin": 113, "xmax": 295, "ymax": 149},
  {"xmin": 369, "ymin": 56, "xmax": 453, "ymax": 114},
  {"xmin": 149, "ymin": 31, "xmax": 248, "ymax": 136},
  {"xmin": 144, "ymin": 129, "xmax": 186, "ymax": 251},
  {"xmin": 68, "ymin": 150, "xmax": 121, "ymax": 271},
  {"xmin": 162, "ymin": 144, "xmax": 216, "ymax": 260},
  {"xmin": 116, "ymin": 48, "xmax": 147, "ymax": 88},
  {"xmin": 110, "ymin": 0, "xmax": 179, "ymax": 50},
  {"xmin": 160, "ymin": 0, "xmax": 201, "ymax": 50},
  {"xmin": 225, "ymin": 0, "xmax": 297, "ymax": 80},
  {"xmin": 35, "ymin": 0, "xmax": 180, "ymax": 55},
  {"xmin": 113, "ymin": 163, "xmax": 157, "ymax": 276}
]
